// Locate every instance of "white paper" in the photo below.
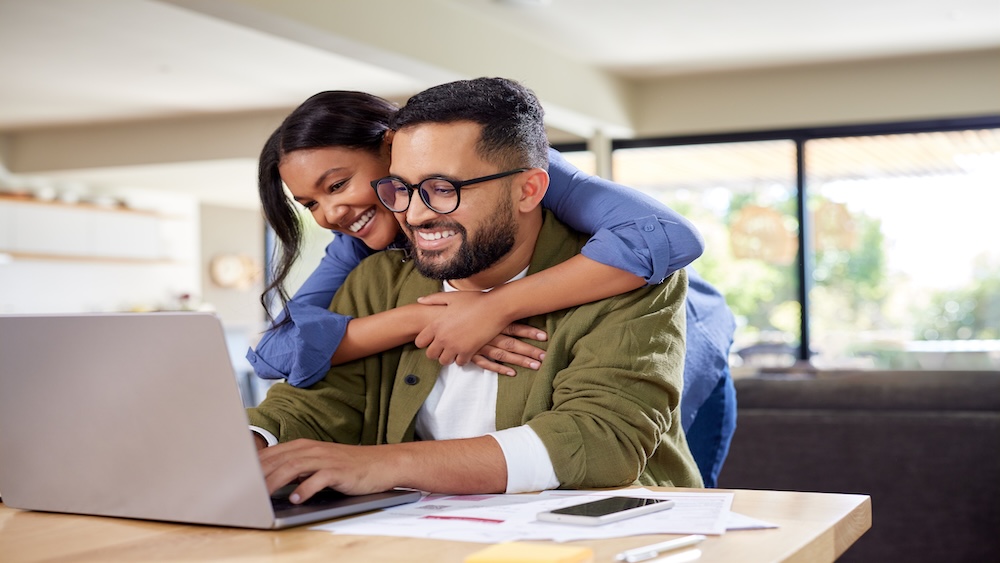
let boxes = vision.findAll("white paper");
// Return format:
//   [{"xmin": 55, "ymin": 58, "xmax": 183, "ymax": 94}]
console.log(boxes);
[
  {"xmin": 725, "ymin": 511, "xmax": 779, "ymax": 531},
  {"xmin": 311, "ymin": 488, "xmax": 736, "ymax": 543}
]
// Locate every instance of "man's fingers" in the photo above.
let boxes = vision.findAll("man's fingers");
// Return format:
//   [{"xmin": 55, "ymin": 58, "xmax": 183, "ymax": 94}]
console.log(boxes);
[
  {"xmin": 255, "ymin": 439, "xmax": 387, "ymax": 500},
  {"xmin": 288, "ymin": 472, "xmax": 344, "ymax": 504},
  {"xmin": 481, "ymin": 344, "xmax": 542, "ymax": 370},
  {"xmin": 262, "ymin": 454, "xmax": 321, "ymax": 497},
  {"xmin": 504, "ymin": 323, "xmax": 547, "ymax": 341},
  {"xmin": 258, "ymin": 440, "xmax": 330, "ymax": 496},
  {"xmin": 490, "ymin": 335, "xmax": 546, "ymax": 362},
  {"xmin": 472, "ymin": 354, "xmax": 516, "ymax": 376}
]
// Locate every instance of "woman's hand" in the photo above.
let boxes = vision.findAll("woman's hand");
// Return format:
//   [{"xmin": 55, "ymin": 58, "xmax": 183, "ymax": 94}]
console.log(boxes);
[{"xmin": 415, "ymin": 291, "xmax": 547, "ymax": 376}]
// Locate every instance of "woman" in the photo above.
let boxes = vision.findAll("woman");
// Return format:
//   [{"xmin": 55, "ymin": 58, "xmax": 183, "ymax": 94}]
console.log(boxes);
[{"xmin": 247, "ymin": 90, "xmax": 704, "ymax": 385}]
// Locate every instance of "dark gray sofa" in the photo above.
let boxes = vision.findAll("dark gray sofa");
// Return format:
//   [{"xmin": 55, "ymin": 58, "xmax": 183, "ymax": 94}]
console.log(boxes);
[{"xmin": 719, "ymin": 370, "xmax": 1000, "ymax": 563}]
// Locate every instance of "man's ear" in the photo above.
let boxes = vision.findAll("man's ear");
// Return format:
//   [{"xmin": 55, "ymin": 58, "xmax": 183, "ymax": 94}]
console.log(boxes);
[{"xmin": 516, "ymin": 168, "xmax": 549, "ymax": 213}]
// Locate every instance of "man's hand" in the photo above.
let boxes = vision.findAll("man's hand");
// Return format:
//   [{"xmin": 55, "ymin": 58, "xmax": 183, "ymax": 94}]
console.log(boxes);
[
  {"xmin": 257, "ymin": 436, "xmax": 508, "ymax": 503},
  {"xmin": 415, "ymin": 291, "xmax": 547, "ymax": 376},
  {"xmin": 258, "ymin": 439, "xmax": 396, "ymax": 502}
]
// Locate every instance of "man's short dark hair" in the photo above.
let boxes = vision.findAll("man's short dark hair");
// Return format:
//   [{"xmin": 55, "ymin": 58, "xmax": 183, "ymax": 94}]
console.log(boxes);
[{"xmin": 390, "ymin": 77, "xmax": 549, "ymax": 170}]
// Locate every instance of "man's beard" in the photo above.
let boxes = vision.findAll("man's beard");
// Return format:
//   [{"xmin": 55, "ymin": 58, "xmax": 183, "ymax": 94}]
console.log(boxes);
[{"xmin": 407, "ymin": 197, "xmax": 517, "ymax": 281}]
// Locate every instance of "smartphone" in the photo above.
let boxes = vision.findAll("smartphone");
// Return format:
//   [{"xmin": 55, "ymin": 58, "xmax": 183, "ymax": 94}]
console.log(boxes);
[{"xmin": 536, "ymin": 497, "xmax": 674, "ymax": 526}]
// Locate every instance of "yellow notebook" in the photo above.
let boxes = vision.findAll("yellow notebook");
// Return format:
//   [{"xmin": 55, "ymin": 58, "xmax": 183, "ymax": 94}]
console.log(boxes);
[{"xmin": 464, "ymin": 542, "xmax": 593, "ymax": 563}]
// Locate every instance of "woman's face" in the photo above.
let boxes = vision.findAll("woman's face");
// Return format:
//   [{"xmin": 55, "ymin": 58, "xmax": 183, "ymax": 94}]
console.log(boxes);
[{"xmin": 279, "ymin": 144, "xmax": 399, "ymax": 251}]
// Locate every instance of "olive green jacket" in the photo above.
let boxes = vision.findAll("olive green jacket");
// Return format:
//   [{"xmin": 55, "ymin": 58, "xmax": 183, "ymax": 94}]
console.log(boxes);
[{"xmin": 248, "ymin": 211, "xmax": 703, "ymax": 489}]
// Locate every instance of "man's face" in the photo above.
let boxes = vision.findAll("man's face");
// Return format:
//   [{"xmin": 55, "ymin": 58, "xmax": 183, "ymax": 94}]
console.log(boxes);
[{"xmin": 389, "ymin": 121, "xmax": 518, "ymax": 281}]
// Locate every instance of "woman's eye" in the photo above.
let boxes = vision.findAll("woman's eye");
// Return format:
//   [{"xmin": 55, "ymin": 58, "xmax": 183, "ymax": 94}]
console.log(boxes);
[
  {"xmin": 303, "ymin": 201, "xmax": 318, "ymax": 210},
  {"xmin": 329, "ymin": 180, "xmax": 348, "ymax": 193}
]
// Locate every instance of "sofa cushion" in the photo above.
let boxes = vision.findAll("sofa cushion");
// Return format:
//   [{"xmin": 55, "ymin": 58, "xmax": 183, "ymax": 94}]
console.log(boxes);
[{"xmin": 721, "ymin": 371, "xmax": 1000, "ymax": 563}]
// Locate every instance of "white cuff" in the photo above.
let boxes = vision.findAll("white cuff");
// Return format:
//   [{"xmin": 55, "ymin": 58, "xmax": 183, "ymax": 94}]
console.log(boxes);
[
  {"xmin": 249, "ymin": 425, "xmax": 278, "ymax": 447},
  {"xmin": 488, "ymin": 426, "xmax": 560, "ymax": 494}
]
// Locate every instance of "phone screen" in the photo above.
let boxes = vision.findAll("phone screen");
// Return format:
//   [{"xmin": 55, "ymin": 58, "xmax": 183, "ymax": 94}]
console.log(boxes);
[{"xmin": 550, "ymin": 497, "xmax": 668, "ymax": 517}]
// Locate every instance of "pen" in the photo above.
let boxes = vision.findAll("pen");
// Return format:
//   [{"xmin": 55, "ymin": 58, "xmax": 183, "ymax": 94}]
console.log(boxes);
[{"xmin": 614, "ymin": 534, "xmax": 706, "ymax": 563}]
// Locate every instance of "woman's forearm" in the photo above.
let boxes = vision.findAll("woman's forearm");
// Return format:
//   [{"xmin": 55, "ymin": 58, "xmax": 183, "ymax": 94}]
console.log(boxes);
[
  {"xmin": 544, "ymin": 147, "xmax": 704, "ymax": 284},
  {"xmin": 330, "ymin": 304, "xmax": 430, "ymax": 365},
  {"xmin": 487, "ymin": 254, "xmax": 645, "ymax": 323}
]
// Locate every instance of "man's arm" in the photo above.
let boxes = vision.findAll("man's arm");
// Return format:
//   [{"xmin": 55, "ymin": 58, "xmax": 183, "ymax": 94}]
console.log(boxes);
[
  {"xmin": 246, "ymin": 359, "xmax": 370, "ymax": 445},
  {"xmin": 247, "ymin": 253, "xmax": 509, "ymax": 501},
  {"xmin": 523, "ymin": 269, "xmax": 695, "ymax": 489},
  {"xmin": 257, "ymin": 435, "xmax": 507, "ymax": 500}
]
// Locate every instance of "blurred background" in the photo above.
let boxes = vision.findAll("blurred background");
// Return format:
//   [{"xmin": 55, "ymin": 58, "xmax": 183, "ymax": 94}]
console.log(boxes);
[{"xmin": 1, "ymin": 0, "xmax": 998, "ymax": 382}]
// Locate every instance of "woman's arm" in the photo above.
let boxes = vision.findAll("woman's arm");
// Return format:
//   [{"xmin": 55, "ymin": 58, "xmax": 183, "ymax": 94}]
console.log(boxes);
[
  {"xmin": 249, "ymin": 234, "xmax": 547, "ymax": 383},
  {"xmin": 246, "ymin": 234, "xmax": 372, "ymax": 387},
  {"xmin": 414, "ymin": 148, "xmax": 706, "ymax": 367},
  {"xmin": 415, "ymin": 257, "xmax": 642, "ymax": 366},
  {"xmin": 543, "ymin": 147, "xmax": 704, "ymax": 284},
  {"xmin": 251, "ymin": 148, "xmax": 706, "ymax": 382}
]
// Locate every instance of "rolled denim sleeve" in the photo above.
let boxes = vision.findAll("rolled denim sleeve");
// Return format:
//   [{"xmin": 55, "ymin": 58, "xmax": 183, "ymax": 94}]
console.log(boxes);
[
  {"xmin": 246, "ymin": 234, "xmax": 374, "ymax": 387},
  {"xmin": 544, "ymin": 147, "xmax": 705, "ymax": 284}
]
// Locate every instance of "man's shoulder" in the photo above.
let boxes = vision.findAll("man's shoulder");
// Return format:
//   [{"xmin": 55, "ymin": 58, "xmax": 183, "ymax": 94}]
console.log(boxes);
[
  {"xmin": 333, "ymin": 248, "xmax": 426, "ymax": 312},
  {"xmin": 346, "ymin": 248, "xmax": 412, "ymax": 279},
  {"xmin": 615, "ymin": 267, "xmax": 687, "ymax": 311},
  {"xmin": 583, "ymin": 268, "xmax": 687, "ymax": 328},
  {"xmin": 530, "ymin": 211, "xmax": 590, "ymax": 270}
]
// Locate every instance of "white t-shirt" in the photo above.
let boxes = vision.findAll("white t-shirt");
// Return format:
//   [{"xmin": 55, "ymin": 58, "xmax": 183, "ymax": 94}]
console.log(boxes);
[{"xmin": 413, "ymin": 271, "xmax": 559, "ymax": 494}]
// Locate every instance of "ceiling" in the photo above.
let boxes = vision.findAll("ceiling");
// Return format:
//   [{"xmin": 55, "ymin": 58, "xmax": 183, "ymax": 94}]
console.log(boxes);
[{"xmin": 1, "ymin": 0, "xmax": 998, "ymax": 208}]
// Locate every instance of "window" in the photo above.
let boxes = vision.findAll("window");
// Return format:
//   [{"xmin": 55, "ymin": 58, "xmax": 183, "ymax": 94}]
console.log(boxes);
[
  {"xmin": 612, "ymin": 141, "xmax": 800, "ymax": 374},
  {"xmin": 806, "ymin": 129, "xmax": 1000, "ymax": 370},
  {"xmin": 570, "ymin": 118, "xmax": 1000, "ymax": 374}
]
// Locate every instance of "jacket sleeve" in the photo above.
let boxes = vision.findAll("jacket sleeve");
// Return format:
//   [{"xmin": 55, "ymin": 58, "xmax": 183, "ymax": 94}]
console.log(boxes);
[
  {"xmin": 526, "ymin": 270, "xmax": 692, "ymax": 488},
  {"xmin": 245, "ymin": 362, "xmax": 369, "ymax": 445},
  {"xmin": 544, "ymin": 147, "xmax": 705, "ymax": 285},
  {"xmin": 246, "ymin": 254, "xmax": 400, "ymax": 446},
  {"xmin": 246, "ymin": 234, "xmax": 374, "ymax": 387}
]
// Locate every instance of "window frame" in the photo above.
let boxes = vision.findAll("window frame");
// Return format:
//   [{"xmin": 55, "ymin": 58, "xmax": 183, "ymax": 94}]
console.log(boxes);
[{"xmin": 555, "ymin": 114, "xmax": 1000, "ymax": 364}]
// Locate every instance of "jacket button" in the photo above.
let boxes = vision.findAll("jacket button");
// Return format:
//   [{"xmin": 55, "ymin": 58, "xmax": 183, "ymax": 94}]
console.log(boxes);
[
  {"xmin": 643, "ymin": 224, "xmax": 655, "ymax": 232},
  {"xmin": 404, "ymin": 374, "xmax": 419, "ymax": 385}
]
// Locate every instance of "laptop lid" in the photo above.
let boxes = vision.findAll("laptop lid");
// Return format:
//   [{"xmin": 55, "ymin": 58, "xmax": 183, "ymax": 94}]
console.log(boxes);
[{"xmin": 0, "ymin": 312, "xmax": 419, "ymax": 529}]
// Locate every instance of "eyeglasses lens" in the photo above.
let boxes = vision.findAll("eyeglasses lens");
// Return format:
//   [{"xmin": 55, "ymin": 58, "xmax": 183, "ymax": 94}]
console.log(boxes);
[
  {"xmin": 418, "ymin": 179, "xmax": 459, "ymax": 214},
  {"xmin": 376, "ymin": 178, "xmax": 410, "ymax": 212}
]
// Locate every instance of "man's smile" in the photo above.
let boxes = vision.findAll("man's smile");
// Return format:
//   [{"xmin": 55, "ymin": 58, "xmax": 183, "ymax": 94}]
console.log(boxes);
[
  {"xmin": 407, "ymin": 222, "xmax": 464, "ymax": 252},
  {"xmin": 417, "ymin": 229, "xmax": 458, "ymax": 241}
]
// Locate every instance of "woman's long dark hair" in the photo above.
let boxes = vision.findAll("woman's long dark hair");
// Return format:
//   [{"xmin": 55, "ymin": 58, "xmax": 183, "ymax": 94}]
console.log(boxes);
[{"xmin": 259, "ymin": 91, "xmax": 397, "ymax": 326}]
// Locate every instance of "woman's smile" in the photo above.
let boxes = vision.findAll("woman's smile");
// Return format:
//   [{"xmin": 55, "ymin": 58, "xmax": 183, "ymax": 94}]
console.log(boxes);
[{"xmin": 347, "ymin": 207, "xmax": 377, "ymax": 233}]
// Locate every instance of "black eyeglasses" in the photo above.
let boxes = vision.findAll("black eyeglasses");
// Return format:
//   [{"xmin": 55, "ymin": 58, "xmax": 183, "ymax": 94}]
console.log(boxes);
[{"xmin": 370, "ymin": 168, "xmax": 527, "ymax": 214}]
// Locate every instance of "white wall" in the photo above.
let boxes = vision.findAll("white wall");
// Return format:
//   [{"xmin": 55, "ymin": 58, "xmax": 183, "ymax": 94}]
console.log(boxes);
[
  {"xmin": 199, "ymin": 203, "xmax": 265, "ymax": 332},
  {"xmin": 631, "ymin": 49, "xmax": 1000, "ymax": 137}
]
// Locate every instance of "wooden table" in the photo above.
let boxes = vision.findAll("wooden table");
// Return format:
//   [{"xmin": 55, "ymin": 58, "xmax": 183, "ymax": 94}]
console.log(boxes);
[{"xmin": 0, "ymin": 488, "xmax": 870, "ymax": 563}]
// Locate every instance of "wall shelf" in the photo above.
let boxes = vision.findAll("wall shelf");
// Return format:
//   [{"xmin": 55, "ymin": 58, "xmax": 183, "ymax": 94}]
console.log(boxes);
[
  {"xmin": 0, "ymin": 193, "xmax": 182, "ymax": 219},
  {"xmin": 0, "ymin": 194, "xmax": 192, "ymax": 262},
  {"xmin": 0, "ymin": 189, "xmax": 201, "ymax": 317},
  {"xmin": 0, "ymin": 250, "xmax": 183, "ymax": 265}
]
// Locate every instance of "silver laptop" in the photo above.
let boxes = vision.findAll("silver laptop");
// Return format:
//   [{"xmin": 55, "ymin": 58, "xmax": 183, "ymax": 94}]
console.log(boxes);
[{"xmin": 0, "ymin": 312, "xmax": 420, "ymax": 529}]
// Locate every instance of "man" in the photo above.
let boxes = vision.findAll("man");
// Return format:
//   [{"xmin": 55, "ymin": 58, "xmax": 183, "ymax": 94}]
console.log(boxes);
[{"xmin": 248, "ymin": 77, "xmax": 702, "ymax": 503}]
